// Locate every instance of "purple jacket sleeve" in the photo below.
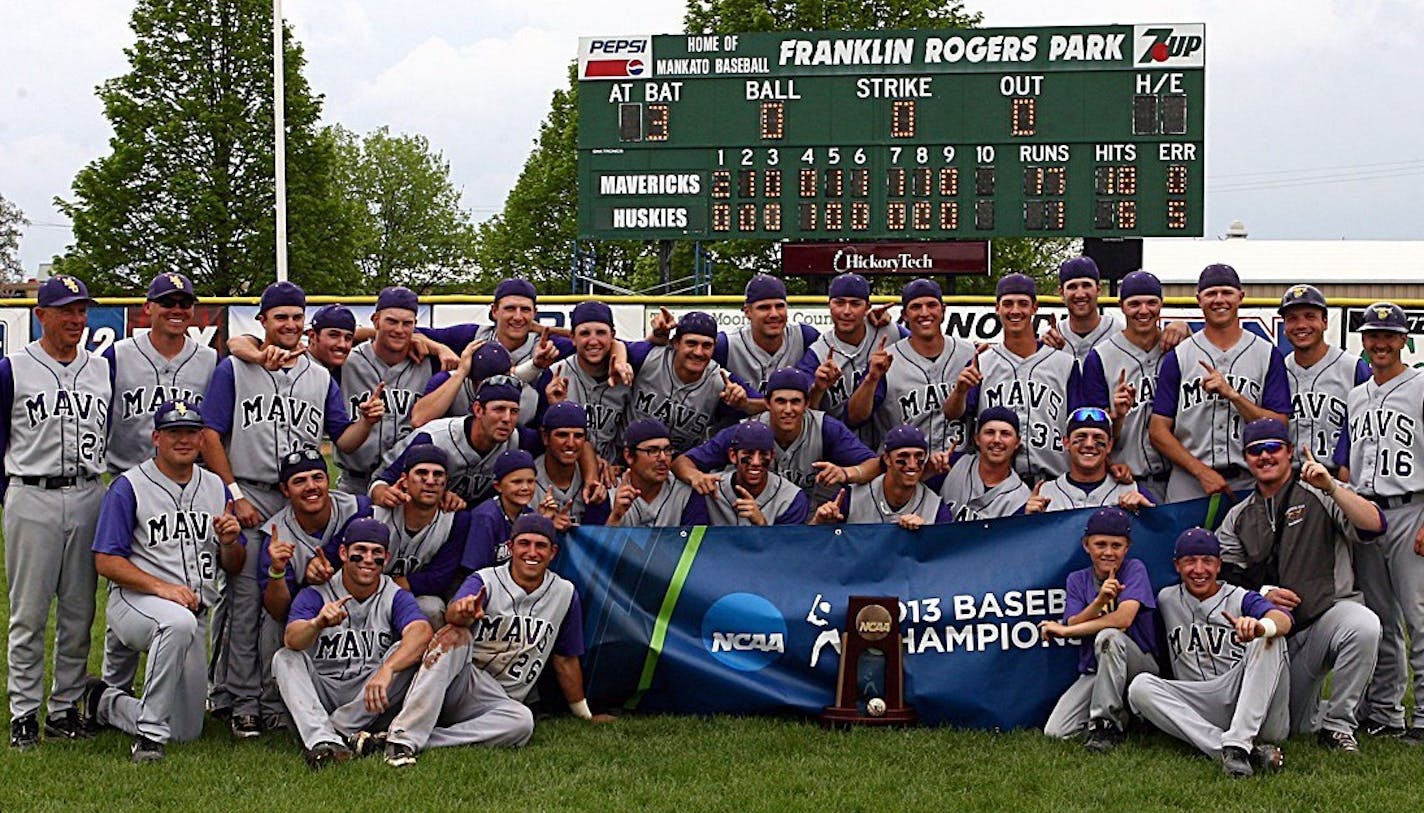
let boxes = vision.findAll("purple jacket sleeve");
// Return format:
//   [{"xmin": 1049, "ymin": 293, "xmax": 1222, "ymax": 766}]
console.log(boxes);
[
  {"xmin": 324, "ymin": 378, "xmax": 354, "ymax": 439},
  {"xmin": 452, "ymin": 572, "xmax": 486, "ymax": 603},
  {"xmin": 712, "ymin": 332, "xmax": 729, "ymax": 366},
  {"xmin": 776, "ymin": 489, "xmax": 811, "ymax": 525},
  {"xmin": 92, "ymin": 475, "xmax": 139, "ymax": 556},
  {"xmin": 681, "ymin": 492, "xmax": 710, "ymax": 525},
  {"xmin": 1151, "ymin": 352, "xmax": 1182, "ymax": 418},
  {"xmin": 1070, "ymin": 350, "xmax": 1109, "ymax": 412},
  {"xmin": 287, "ymin": 586, "xmax": 324, "ymax": 624},
  {"xmin": 1240, "ymin": 589, "xmax": 1291, "ymax": 623},
  {"xmin": 201, "ymin": 358, "xmax": 237, "ymax": 434},
  {"xmin": 626, "ymin": 340, "xmax": 655, "ymax": 372},
  {"xmin": 1354, "ymin": 358, "xmax": 1372, "ymax": 385},
  {"xmin": 423, "ymin": 371, "xmax": 451, "ymax": 396}
]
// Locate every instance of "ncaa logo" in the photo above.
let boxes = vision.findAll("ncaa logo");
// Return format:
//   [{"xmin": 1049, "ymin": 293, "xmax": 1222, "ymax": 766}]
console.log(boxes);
[
  {"xmin": 1133, "ymin": 24, "xmax": 1205, "ymax": 68},
  {"xmin": 701, "ymin": 592, "xmax": 787, "ymax": 672}
]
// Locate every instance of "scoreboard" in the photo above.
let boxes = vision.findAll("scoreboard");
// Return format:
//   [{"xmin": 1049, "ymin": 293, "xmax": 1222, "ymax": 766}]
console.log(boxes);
[{"xmin": 576, "ymin": 25, "xmax": 1205, "ymax": 241}]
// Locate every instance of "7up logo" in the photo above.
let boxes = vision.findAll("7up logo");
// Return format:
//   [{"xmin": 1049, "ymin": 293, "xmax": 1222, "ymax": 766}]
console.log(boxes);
[{"xmin": 1134, "ymin": 25, "xmax": 1205, "ymax": 67}]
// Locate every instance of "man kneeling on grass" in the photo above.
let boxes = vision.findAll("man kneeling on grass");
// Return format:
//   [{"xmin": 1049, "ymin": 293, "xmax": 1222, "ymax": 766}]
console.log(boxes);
[{"xmin": 381, "ymin": 514, "xmax": 611, "ymax": 767}]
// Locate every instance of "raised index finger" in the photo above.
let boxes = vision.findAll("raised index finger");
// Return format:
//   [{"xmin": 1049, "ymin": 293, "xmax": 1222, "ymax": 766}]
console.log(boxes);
[
  {"xmin": 1303, "ymin": 446, "xmax": 1317, "ymax": 464},
  {"xmin": 1117, "ymin": 369, "xmax": 1127, "ymax": 386}
]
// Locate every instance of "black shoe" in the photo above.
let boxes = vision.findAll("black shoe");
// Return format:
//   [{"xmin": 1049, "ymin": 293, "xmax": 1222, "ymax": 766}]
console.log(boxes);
[
  {"xmin": 9, "ymin": 714, "xmax": 39, "ymax": 751},
  {"xmin": 1082, "ymin": 719, "xmax": 1124, "ymax": 753},
  {"xmin": 43, "ymin": 708, "xmax": 93, "ymax": 740},
  {"xmin": 1401, "ymin": 728, "xmax": 1424, "ymax": 747},
  {"xmin": 1251, "ymin": 743, "xmax": 1285, "ymax": 772},
  {"xmin": 80, "ymin": 677, "xmax": 111, "ymax": 732},
  {"xmin": 384, "ymin": 741, "xmax": 417, "ymax": 768},
  {"xmin": 130, "ymin": 736, "xmax": 165, "ymax": 763},
  {"xmin": 231, "ymin": 714, "xmax": 262, "ymax": 739},
  {"xmin": 1317, "ymin": 729, "xmax": 1360, "ymax": 752},
  {"xmin": 1221, "ymin": 745, "xmax": 1254, "ymax": 778},
  {"xmin": 304, "ymin": 741, "xmax": 353, "ymax": 770},
  {"xmin": 351, "ymin": 730, "xmax": 387, "ymax": 759},
  {"xmin": 1362, "ymin": 720, "xmax": 1407, "ymax": 738}
]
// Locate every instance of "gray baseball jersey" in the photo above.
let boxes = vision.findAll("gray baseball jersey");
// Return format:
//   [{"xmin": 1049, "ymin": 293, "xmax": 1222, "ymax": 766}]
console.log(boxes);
[
  {"xmin": 873, "ymin": 336, "xmax": 979, "ymax": 452},
  {"xmin": 1152, "ymin": 332, "xmax": 1291, "ymax": 472},
  {"xmin": 843, "ymin": 475, "xmax": 944, "ymax": 524},
  {"xmin": 5, "ymin": 341, "xmax": 111, "ymax": 477},
  {"xmin": 556, "ymin": 360, "xmax": 630, "ymax": 461},
  {"xmin": 1343, "ymin": 367, "xmax": 1424, "ymax": 497},
  {"xmin": 458, "ymin": 328, "xmax": 541, "ymax": 425},
  {"xmin": 106, "ymin": 333, "xmax": 216, "ymax": 473},
  {"xmin": 372, "ymin": 504, "xmax": 457, "ymax": 581},
  {"xmin": 215, "ymin": 356, "xmax": 339, "ymax": 484},
  {"xmin": 261, "ymin": 491, "xmax": 367, "ymax": 596},
  {"xmin": 975, "ymin": 344, "xmax": 1075, "ymax": 481},
  {"xmin": 615, "ymin": 476, "xmax": 702, "ymax": 528},
  {"xmin": 535, "ymin": 455, "xmax": 588, "ymax": 524},
  {"xmin": 1088, "ymin": 337, "xmax": 1168, "ymax": 478},
  {"xmin": 938, "ymin": 454, "xmax": 1030, "ymax": 521},
  {"xmin": 465, "ymin": 565, "xmax": 578, "ymax": 703},
  {"xmin": 626, "ymin": 347, "xmax": 734, "ymax": 453},
  {"xmin": 335, "ymin": 342, "xmax": 435, "ymax": 476},
  {"xmin": 1058, "ymin": 313, "xmax": 1122, "ymax": 361},
  {"xmin": 1286, "ymin": 347, "xmax": 1368, "ymax": 465},
  {"xmin": 802, "ymin": 322, "xmax": 902, "ymax": 446},
  {"xmin": 721, "ymin": 324, "xmax": 815, "ymax": 394},
  {"xmin": 378, "ymin": 417, "xmax": 520, "ymax": 504},
  {"xmin": 1036, "ymin": 475, "xmax": 1142, "ymax": 512},
  {"xmin": 705, "ymin": 468, "xmax": 808, "ymax": 526},
  {"xmin": 1157, "ymin": 582, "xmax": 1277, "ymax": 681},
  {"xmin": 290, "ymin": 575, "xmax": 419, "ymax": 682}
]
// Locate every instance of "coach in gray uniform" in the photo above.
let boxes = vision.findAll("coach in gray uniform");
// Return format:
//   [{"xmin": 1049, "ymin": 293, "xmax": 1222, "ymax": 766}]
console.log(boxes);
[
  {"xmin": 715, "ymin": 273, "xmax": 818, "ymax": 395},
  {"xmin": 1334, "ymin": 303, "xmax": 1424, "ymax": 742},
  {"xmin": 336, "ymin": 286, "xmax": 438, "ymax": 495},
  {"xmin": 274, "ymin": 517, "xmax": 432, "ymax": 769},
  {"xmin": 100, "ymin": 272, "xmax": 217, "ymax": 694},
  {"xmin": 1128, "ymin": 528, "xmax": 1293, "ymax": 778},
  {"xmin": 939, "ymin": 406, "xmax": 1031, "ymax": 522},
  {"xmin": 605, "ymin": 419, "xmax": 710, "ymax": 528},
  {"xmin": 86, "ymin": 400, "xmax": 243, "ymax": 762},
  {"xmin": 1042, "ymin": 257, "xmax": 1121, "ymax": 361},
  {"xmin": 1150, "ymin": 264, "xmax": 1291, "ymax": 502},
  {"xmin": 849, "ymin": 278, "xmax": 977, "ymax": 452},
  {"xmin": 1, "ymin": 274, "xmax": 110, "ymax": 749},
  {"xmin": 703, "ymin": 420, "xmax": 809, "ymax": 526},
  {"xmin": 799, "ymin": 274, "xmax": 903, "ymax": 448},
  {"xmin": 1279, "ymin": 285, "xmax": 1370, "ymax": 468},
  {"xmin": 382, "ymin": 514, "xmax": 608, "ymax": 766},
  {"xmin": 810, "ymin": 425, "xmax": 949, "ymax": 528},
  {"xmin": 1028, "ymin": 407, "xmax": 1155, "ymax": 513},
  {"xmin": 200, "ymin": 280, "xmax": 383, "ymax": 737},
  {"xmin": 1219, "ymin": 418, "xmax": 1383, "ymax": 751}
]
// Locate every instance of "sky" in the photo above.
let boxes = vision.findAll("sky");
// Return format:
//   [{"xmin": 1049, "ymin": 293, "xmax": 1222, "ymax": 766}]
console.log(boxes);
[{"xmin": 2, "ymin": 1, "xmax": 1422, "ymax": 275}]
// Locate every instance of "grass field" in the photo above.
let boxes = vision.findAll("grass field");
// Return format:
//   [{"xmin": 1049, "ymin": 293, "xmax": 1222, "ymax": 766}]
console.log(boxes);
[{"xmin": 1, "ymin": 554, "xmax": 1421, "ymax": 811}]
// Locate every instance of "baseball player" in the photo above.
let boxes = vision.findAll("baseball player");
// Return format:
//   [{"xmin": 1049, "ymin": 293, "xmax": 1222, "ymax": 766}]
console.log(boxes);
[
  {"xmin": 938, "ymin": 406, "xmax": 1031, "ymax": 521},
  {"xmin": 847, "ymin": 278, "xmax": 977, "ymax": 452},
  {"xmin": 1071, "ymin": 271, "xmax": 1172, "ymax": 494},
  {"xmin": 604, "ymin": 419, "xmax": 710, "ymax": 527},
  {"xmin": 541, "ymin": 301, "xmax": 633, "ymax": 462},
  {"xmin": 83, "ymin": 400, "xmax": 242, "ymax": 762},
  {"xmin": 2, "ymin": 274, "xmax": 110, "ymax": 749},
  {"xmin": 675, "ymin": 367, "xmax": 876, "ymax": 500},
  {"xmin": 809, "ymin": 424, "xmax": 950, "ymax": 528},
  {"xmin": 371, "ymin": 376, "xmax": 540, "ymax": 507},
  {"xmin": 1333, "ymin": 302, "xmax": 1424, "ymax": 742},
  {"xmin": 325, "ymin": 445, "xmax": 467, "ymax": 627},
  {"xmin": 534, "ymin": 402, "xmax": 606, "ymax": 528},
  {"xmin": 382, "ymin": 514, "xmax": 610, "ymax": 766},
  {"xmin": 200, "ymin": 280, "xmax": 384, "ymax": 737},
  {"xmin": 411, "ymin": 278, "xmax": 574, "ymax": 427},
  {"xmin": 954, "ymin": 273, "xmax": 1075, "ymax": 483},
  {"xmin": 1040, "ymin": 507, "xmax": 1159, "ymax": 751},
  {"xmin": 100, "ymin": 272, "xmax": 217, "ymax": 694},
  {"xmin": 463, "ymin": 450, "xmax": 539, "ymax": 575},
  {"xmin": 702, "ymin": 420, "xmax": 810, "ymax": 526},
  {"xmin": 226, "ymin": 303, "xmax": 357, "ymax": 372},
  {"xmin": 333, "ymin": 287, "xmax": 440, "ymax": 495},
  {"xmin": 1041, "ymin": 256, "xmax": 1121, "ymax": 361},
  {"xmin": 625, "ymin": 311, "xmax": 764, "ymax": 453},
  {"xmin": 1127, "ymin": 528, "xmax": 1292, "ymax": 778},
  {"xmin": 1026, "ymin": 407, "xmax": 1155, "ymax": 513},
  {"xmin": 273, "ymin": 517, "xmax": 433, "ymax": 769},
  {"xmin": 1150, "ymin": 264, "xmax": 1291, "ymax": 502},
  {"xmin": 410, "ymin": 340, "xmax": 516, "ymax": 429},
  {"xmin": 1219, "ymin": 418, "xmax": 1383, "ymax": 751},
  {"xmin": 798, "ymin": 273, "xmax": 903, "ymax": 448},
  {"xmin": 714, "ymin": 273, "xmax": 819, "ymax": 395},
  {"xmin": 1279, "ymin": 285, "xmax": 1370, "ymax": 469}
]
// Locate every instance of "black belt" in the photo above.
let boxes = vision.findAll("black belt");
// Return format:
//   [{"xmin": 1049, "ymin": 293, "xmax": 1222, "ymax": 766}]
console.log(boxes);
[
  {"xmin": 1368, "ymin": 494, "xmax": 1414, "ymax": 510},
  {"xmin": 236, "ymin": 478, "xmax": 279, "ymax": 491},
  {"xmin": 17, "ymin": 475, "xmax": 98, "ymax": 490},
  {"xmin": 1143, "ymin": 471, "xmax": 1171, "ymax": 484},
  {"xmin": 341, "ymin": 469, "xmax": 372, "ymax": 480},
  {"xmin": 1213, "ymin": 465, "xmax": 1245, "ymax": 479}
]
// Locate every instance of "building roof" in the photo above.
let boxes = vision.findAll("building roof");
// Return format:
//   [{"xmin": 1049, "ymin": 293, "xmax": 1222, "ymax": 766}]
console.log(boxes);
[{"xmin": 1142, "ymin": 239, "xmax": 1424, "ymax": 285}]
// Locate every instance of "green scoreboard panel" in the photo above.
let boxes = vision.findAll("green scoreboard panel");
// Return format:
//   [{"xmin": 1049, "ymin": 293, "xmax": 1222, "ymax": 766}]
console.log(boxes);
[{"xmin": 576, "ymin": 25, "xmax": 1205, "ymax": 241}]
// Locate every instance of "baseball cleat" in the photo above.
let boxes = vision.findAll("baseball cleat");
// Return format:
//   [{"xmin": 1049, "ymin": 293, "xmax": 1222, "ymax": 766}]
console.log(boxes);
[
  {"xmin": 1361, "ymin": 720, "xmax": 1406, "ymax": 738},
  {"xmin": 1317, "ymin": 729, "xmax": 1359, "ymax": 753},
  {"xmin": 1082, "ymin": 719, "xmax": 1123, "ymax": 753},
  {"xmin": 1250, "ymin": 743, "xmax": 1285, "ymax": 772},
  {"xmin": 230, "ymin": 714, "xmax": 262, "ymax": 739},
  {"xmin": 9, "ymin": 714, "xmax": 39, "ymax": 751},
  {"xmin": 351, "ymin": 730, "xmax": 388, "ymax": 759},
  {"xmin": 131, "ymin": 736, "xmax": 165, "ymax": 764},
  {"xmin": 1400, "ymin": 728, "xmax": 1424, "ymax": 747},
  {"xmin": 43, "ymin": 708, "xmax": 93, "ymax": 740},
  {"xmin": 384, "ymin": 741, "xmax": 417, "ymax": 768},
  {"xmin": 80, "ymin": 677, "xmax": 112, "ymax": 733},
  {"xmin": 304, "ymin": 741, "xmax": 352, "ymax": 770},
  {"xmin": 1220, "ymin": 745, "xmax": 1254, "ymax": 778}
]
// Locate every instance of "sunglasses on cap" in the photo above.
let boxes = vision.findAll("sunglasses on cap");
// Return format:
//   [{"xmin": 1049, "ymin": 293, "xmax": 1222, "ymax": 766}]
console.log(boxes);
[
  {"xmin": 1245, "ymin": 440, "xmax": 1288, "ymax": 457},
  {"xmin": 282, "ymin": 447, "xmax": 323, "ymax": 466},
  {"xmin": 479, "ymin": 374, "xmax": 523, "ymax": 390},
  {"xmin": 1069, "ymin": 406, "xmax": 1110, "ymax": 423}
]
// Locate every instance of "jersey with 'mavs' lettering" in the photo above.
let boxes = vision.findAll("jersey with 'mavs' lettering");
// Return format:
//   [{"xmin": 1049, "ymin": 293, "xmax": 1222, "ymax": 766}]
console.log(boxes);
[
  {"xmin": 1285, "ymin": 347, "xmax": 1369, "ymax": 465},
  {"xmin": 93, "ymin": 458, "xmax": 230, "ymax": 609},
  {"xmin": 334, "ymin": 342, "xmax": 436, "ymax": 476},
  {"xmin": 969, "ymin": 344, "xmax": 1076, "ymax": 482},
  {"xmin": 288, "ymin": 574, "xmax": 424, "ymax": 681},
  {"xmin": 799, "ymin": 322, "xmax": 903, "ymax": 447},
  {"xmin": 1339, "ymin": 367, "xmax": 1424, "ymax": 497},
  {"xmin": 1156, "ymin": 582, "xmax": 1278, "ymax": 681},
  {"xmin": 1152, "ymin": 332, "xmax": 1291, "ymax": 472},
  {"xmin": 937, "ymin": 454, "xmax": 1030, "ymax": 521},
  {"xmin": 872, "ymin": 336, "xmax": 978, "ymax": 452},
  {"xmin": 624, "ymin": 344, "xmax": 759, "ymax": 453},
  {"xmin": 1056, "ymin": 312, "xmax": 1121, "ymax": 362},
  {"xmin": 551, "ymin": 358, "xmax": 630, "ymax": 461},
  {"xmin": 0, "ymin": 342, "xmax": 111, "ymax": 482},
  {"xmin": 104, "ymin": 333, "xmax": 216, "ymax": 473},
  {"xmin": 453, "ymin": 566, "xmax": 583, "ymax": 703}
]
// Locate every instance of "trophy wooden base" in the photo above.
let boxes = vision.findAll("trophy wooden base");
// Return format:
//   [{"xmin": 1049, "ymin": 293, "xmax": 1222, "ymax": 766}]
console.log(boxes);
[{"xmin": 818, "ymin": 705, "xmax": 918, "ymax": 728}]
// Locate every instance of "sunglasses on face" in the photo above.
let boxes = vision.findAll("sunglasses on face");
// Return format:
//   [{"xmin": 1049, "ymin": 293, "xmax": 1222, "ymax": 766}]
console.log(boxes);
[
  {"xmin": 154, "ymin": 296, "xmax": 196, "ymax": 309},
  {"xmin": 1245, "ymin": 440, "xmax": 1288, "ymax": 457},
  {"xmin": 347, "ymin": 551, "xmax": 387, "ymax": 567}
]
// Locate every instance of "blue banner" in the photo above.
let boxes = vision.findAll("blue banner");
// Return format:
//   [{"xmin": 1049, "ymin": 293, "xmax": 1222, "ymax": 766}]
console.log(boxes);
[{"xmin": 558, "ymin": 498, "xmax": 1217, "ymax": 730}]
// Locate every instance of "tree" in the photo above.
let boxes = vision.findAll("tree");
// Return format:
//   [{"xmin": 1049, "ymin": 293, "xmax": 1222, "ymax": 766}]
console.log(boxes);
[
  {"xmin": 55, "ymin": 0, "xmax": 359, "ymax": 296},
  {"xmin": 0, "ymin": 193, "xmax": 26, "ymax": 281},
  {"xmin": 328, "ymin": 125, "xmax": 480, "ymax": 293}
]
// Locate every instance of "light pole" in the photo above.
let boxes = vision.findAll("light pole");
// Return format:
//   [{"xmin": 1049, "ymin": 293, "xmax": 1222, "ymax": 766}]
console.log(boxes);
[{"xmin": 273, "ymin": 0, "xmax": 288, "ymax": 283}]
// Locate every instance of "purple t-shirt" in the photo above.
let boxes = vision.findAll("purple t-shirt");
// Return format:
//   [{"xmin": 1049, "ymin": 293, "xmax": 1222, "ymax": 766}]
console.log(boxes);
[
  {"xmin": 1062, "ymin": 557, "xmax": 1157, "ymax": 675},
  {"xmin": 453, "ymin": 571, "xmax": 584, "ymax": 657}
]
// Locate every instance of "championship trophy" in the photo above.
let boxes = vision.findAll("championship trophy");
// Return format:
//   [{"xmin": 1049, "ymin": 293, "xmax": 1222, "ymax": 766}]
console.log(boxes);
[{"xmin": 820, "ymin": 596, "xmax": 916, "ymax": 726}]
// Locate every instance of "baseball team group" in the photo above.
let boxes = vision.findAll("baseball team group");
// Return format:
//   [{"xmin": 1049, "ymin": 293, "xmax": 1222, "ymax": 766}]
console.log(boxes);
[{"xmin": 2, "ymin": 258, "xmax": 1420, "ymax": 777}]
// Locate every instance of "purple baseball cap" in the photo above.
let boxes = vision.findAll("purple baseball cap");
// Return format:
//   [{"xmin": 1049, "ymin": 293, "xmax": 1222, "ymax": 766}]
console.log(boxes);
[
  {"xmin": 279, "ymin": 446, "xmax": 326, "ymax": 484},
  {"xmin": 1174, "ymin": 527, "xmax": 1220, "ymax": 558},
  {"xmin": 475, "ymin": 378, "xmax": 522, "ymax": 406},
  {"xmin": 744, "ymin": 273, "xmax": 787, "ymax": 304},
  {"xmin": 883, "ymin": 424, "xmax": 929, "ymax": 452},
  {"xmin": 729, "ymin": 420, "xmax": 775, "ymax": 452},
  {"xmin": 900, "ymin": 278, "xmax": 942, "ymax": 310},
  {"xmin": 1197, "ymin": 263, "xmax": 1242, "ymax": 292},
  {"xmin": 623, "ymin": 418, "xmax": 669, "ymax": 450},
  {"xmin": 259, "ymin": 281, "xmax": 306, "ymax": 313},
  {"xmin": 675, "ymin": 311, "xmax": 718, "ymax": 340},
  {"xmin": 995, "ymin": 273, "xmax": 1037, "ymax": 300},
  {"xmin": 494, "ymin": 278, "xmax": 537, "ymax": 304},
  {"xmin": 571, "ymin": 301, "xmax": 614, "ymax": 328},
  {"xmin": 765, "ymin": 367, "xmax": 811, "ymax": 395},
  {"xmin": 152, "ymin": 399, "xmax": 205, "ymax": 431},
  {"xmin": 1058, "ymin": 256, "xmax": 1100, "ymax": 285},
  {"xmin": 541, "ymin": 401, "xmax": 587, "ymax": 431},
  {"xmin": 1119, "ymin": 270, "xmax": 1163, "ymax": 301},
  {"xmin": 829, "ymin": 273, "xmax": 870, "ymax": 301},
  {"xmin": 1242, "ymin": 418, "xmax": 1289, "ymax": 449},
  {"xmin": 36, "ymin": 275, "xmax": 96, "ymax": 308},
  {"xmin": 403, "ymin": 444, "xmax": 448, "ymax": 472},
  {"xmin": 147, "ymin": 272, "xmax": 197, "ymax": 302},
  {"xmin": 511, "ymin": 513, "xmax": 557, "ymax": 542},
  {"xmin": 376, "ymin": 286, "xmax": 419, "ymax": 313},
  {"xmin": 310, "ymin": 304, "xmax": 356, "ymax": 333},
  {"xmin": 492, "ymin": 449, "xmax": 536, "ymax": 481},
  {"xmin": 471, "ymin": 342, "xmax": 513, "ymax": 380},
  {"xmin": 342, "ymin": 517, "xmax": 391, "ymax": 549},
  {"xmin": 1084, "ymin": 506, "xmax": 1132, "ymax": 538},
  {"xmin": 978, "ymin": 405, "xmax": 1020, "ymax": 435}
]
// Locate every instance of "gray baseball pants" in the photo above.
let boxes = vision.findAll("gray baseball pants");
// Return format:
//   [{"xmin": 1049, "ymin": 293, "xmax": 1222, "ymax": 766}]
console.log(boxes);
[
  {"xmin": 1044, "ymin": 627, "xmax": 1159, "ymax": 737},
  {"xmin": 272, "ymin": 647, "xmax": 414, "ymax": 750},
  {"xmin": 1286, "ymin": 600, "xmax": 1379, "ymax": 734},
  {"xmin": 1355, "ymin": 500, "xmax": 1424, "ymax": 728},
  {"xmin": 386, "ymin": 629, "xmax": 534, "ymax": 751},
  {"xmin": 98, "ymin": 588, "xmax": 209, "ymax": 743}
]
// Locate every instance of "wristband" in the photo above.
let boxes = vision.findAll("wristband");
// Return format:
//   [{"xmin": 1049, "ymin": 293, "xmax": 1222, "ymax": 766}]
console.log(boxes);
[
  {"xmin": 569, "ymin": 699, "xmax": 593, "ymax": 720},
  {"xmin": 267, "ymin": 566, "xmax": 287, "ymax": 581},
  {"xmin": 227, "ymin": 483, "xmax": 245, "ymax": 502},
  {"xmin": 1259, "ymin": 617, "xmax": 1279, "ymax": 639}
]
